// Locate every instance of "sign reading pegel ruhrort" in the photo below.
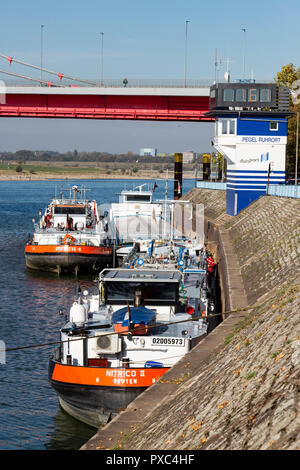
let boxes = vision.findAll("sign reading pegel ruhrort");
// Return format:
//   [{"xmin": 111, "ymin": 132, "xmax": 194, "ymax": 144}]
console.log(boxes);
[{"xmin": 238, "ymin": 136, "xmax": 287, "ymax": 144}]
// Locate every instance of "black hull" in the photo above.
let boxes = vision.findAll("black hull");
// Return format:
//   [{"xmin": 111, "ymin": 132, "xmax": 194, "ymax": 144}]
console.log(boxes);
[
  {"xmin": 48, "ymin": 360, "xmax": 146, "ymax": 428},
  {"xmin": 25, "ymin": 253, "xmax": 113, "ymax": 274}
]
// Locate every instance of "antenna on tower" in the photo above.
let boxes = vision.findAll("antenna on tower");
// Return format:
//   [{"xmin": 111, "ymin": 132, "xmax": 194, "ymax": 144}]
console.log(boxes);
[
  {"xmin": 224, "ymin": 71, "xmax": 230, "ymax": 83},
  {"xmin": 223, "ymin": 57, "xmax": 234, "ymax": 82},
  {"xmin": 214, "ymin": 49, "xmax": 218, "ymax": 84}
]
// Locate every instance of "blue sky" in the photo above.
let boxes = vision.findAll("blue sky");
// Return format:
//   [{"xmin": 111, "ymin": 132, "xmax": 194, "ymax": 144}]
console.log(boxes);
[{"xmin": 0, "ymin": 0, "xmax": 299, "ymax": 154}]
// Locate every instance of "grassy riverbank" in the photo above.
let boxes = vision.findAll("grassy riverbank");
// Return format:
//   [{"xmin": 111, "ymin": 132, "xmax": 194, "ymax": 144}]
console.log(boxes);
[{"xmin": 0, "ymin": 161, "xmax": 195, "ymax": 180}]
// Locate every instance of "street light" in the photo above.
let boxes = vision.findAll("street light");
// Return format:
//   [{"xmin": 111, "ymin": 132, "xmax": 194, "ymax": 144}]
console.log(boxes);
[
  {"xmin": 184, "ymin": 20, "xmax": 190, "ymax": 88},
  {"xmin": 40, "ymin": 24, "xmax": 44, "ymax": 84},
  {"xmin": 100, "ymin": 32, "xmax": 104, "ymax": 86},
  {"xmin": 242, "ymin": 27, "xmax": 246, "ymax": 79}
]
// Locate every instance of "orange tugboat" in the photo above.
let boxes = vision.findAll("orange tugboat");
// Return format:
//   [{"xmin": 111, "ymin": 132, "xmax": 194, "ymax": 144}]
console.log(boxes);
[{"xmin": 25, "ymin": 185, "xmax": 113, "ymax": 275}]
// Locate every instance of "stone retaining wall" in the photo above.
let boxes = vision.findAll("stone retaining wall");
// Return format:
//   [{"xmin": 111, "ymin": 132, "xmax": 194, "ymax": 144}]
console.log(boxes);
[
  {"xmin": 117, "ymin": 285, "xmax": 299, "ymax": 450},
  {"xmin": 82, "ymin": 190, "xmax": 300, "ymax": 451},
  {"xmin": 223, "ymin": 196, "xmax": 299, "ymax": 305}
]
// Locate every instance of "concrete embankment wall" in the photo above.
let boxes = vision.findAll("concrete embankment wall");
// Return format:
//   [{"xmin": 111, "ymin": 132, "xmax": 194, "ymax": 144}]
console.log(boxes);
[{"xmin": 82, "ymin": 190, "xmax": 300, "ymax": 451}]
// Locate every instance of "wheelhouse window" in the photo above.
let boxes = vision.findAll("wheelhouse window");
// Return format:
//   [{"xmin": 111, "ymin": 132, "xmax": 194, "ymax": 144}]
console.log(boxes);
[
  {"xmin": 125, "ymin": 195, "xmax": 151, "ymax": 202},
  {"xmin": 54, "ymin": 206, "xmax": 86, "ymax": 215},
  {"xmin": 235, "ymin": 88, "xmax": 247, "ymax": 102},
  {"xmin": 260, "ymin": 88, "xmax": 272, "ymax": 102},
  {"xmin": 104, "ymin": 281, "xmax": 179, "ymax": 305},
  {"xmin": 223, "ymin": 88, "xmax": 234, "ymax": 102}
]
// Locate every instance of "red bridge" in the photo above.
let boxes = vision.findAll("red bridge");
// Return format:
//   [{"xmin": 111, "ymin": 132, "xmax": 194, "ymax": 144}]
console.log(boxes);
[{"xmin": 0, "ymin": 85, "xmax": 212, "ymax": 122}]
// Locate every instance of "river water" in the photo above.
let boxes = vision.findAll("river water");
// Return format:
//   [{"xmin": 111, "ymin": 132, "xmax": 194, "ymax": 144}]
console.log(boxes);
[{"xmin": 0, "ymin": 178, "xmax": 195, "ymax": 450}]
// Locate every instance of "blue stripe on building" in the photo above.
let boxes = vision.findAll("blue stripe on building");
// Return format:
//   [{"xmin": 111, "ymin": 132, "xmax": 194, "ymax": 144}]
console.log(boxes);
[
  {"xmin": 227, "ymin": 185, "xmax": 269, "ymax": 190},
  {"xmin": 237, "ymin": 118, "xmax": 287, "ymax": 137},
  {"xmin": 227, "ymin": 170, "xmax": 285, "ymax": 174},
  {"xmin": 226, "ymin": 176, "xmax": 285, "ymax": 181},
  {"xmin": 226, "ymin": 188, "xmax": 266, "ymax": 216}
]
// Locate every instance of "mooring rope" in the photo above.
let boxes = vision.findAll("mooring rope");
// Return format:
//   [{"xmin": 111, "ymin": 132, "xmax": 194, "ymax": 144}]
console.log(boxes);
[{"xmin": 0, "ymin": 305, "xmax": 253, "ymax": 354}]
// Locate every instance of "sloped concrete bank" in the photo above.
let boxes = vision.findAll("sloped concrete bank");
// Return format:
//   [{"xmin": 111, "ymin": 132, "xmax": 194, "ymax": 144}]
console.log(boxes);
[{"xmin": 81, "ymin": 190, "xmax": 300, "ymax": 450}]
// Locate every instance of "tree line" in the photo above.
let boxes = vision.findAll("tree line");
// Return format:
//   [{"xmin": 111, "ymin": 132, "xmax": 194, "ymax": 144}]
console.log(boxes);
[
  {"xmin": 275, "ymin": 63, "xmax": 300, "ymax": 176},
  {"xmin": 0, "ymin": 150, "xmax": 175, "ymax": 164}
]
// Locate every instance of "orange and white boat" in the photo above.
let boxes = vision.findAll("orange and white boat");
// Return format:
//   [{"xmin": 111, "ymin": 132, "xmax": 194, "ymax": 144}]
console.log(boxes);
[
  {"xmin": 49, "ymin": 255, "xmax": 212, "ymax": 427},
  {"xmin": 25, "ymin": 185, "xmax": 113, "ymax": 275}
]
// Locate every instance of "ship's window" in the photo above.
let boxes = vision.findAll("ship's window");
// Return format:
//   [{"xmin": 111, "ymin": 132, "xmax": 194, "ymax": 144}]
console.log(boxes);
[
  {"xmin": 248, "ymin": 88, "xmax": 259, "ymax": 102},
  {"xmin": 125, "ymin": 195, "xmax": 151, "ymax": 202},
  {"xmin": 223, "ymin": 88, "xmax": 234, "ymax": 102},
  {"xmin": 270, "ymin": 121, "xmax": 278, "ymax": 131},
  {"xmin": 260, "ymin": 88, "xmax": 271, "ymax": 102},
  {"xmin": 54, "ymin": 206, "xmax": 86, "ymax": 215},
  {"xmin": 236, "ymin": 88, "xmax": 246, "ymax": 102},
  {"xmin": 104, "ymin": 281, "xmax": 178, "ymax": 305}
]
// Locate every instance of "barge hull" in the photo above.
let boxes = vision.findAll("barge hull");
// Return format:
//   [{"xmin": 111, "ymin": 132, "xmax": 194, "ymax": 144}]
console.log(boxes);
[
  {"xmin": 25, "ymin": 245, "xmax": 113, "ymax": 273},
  {"xmin": 49, "ymin": 359, "xmax": 169, "ymax": 428}
]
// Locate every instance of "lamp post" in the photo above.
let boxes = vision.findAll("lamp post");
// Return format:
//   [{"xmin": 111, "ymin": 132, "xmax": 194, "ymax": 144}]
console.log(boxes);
[
  {"xmin": 40, "ymin": 24, "xmax": 44, "ymax": 84},
  {"xmin": 242, "ymin": 28, "xmax": 246, "ymax": 79},
  {"xmin": 184, "ymin": 20, "xmax": 190, "ymax": 88},
  {"xmin": 214, "ymin": 49, "xmax": 218, "ymax": 84},
  {"xmin": 100, "ymin": 32, "xmax": 104, "ymax": 86}
]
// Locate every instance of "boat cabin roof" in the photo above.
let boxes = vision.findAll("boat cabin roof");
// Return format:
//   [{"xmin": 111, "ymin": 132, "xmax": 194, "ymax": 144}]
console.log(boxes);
[
  {"xmin": 101, "ymin": 268, "xmax": 181, "ymax": 283},
  {"xmin": 52, "ymin": 185, "xmax": 91, "ymax": 206},
  {"xmin": 52, "ymin": 204, "xmax": 89, "ymax": 215},
  {"xmin": 54, "ymin": 203, "xmax": 88, "ymax": 207},
  {"xmin": 101, "ymin": 269, "xmax": 181, "ymax": 306},
  {"xmin": 118, "ymin": 184, "xmax": 154, "ymax": 203},
  {"xmin": 120, "ymin": 191, "xmax": 153, "ymax": 203}
]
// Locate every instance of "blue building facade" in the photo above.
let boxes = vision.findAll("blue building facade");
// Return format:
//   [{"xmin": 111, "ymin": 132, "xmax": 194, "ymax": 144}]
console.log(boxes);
[{"xmin": 209, "ymin": 83, "xmax": 291, "ymax": 215}]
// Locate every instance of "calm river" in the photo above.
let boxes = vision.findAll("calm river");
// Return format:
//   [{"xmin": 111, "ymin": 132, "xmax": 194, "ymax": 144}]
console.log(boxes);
[{"xmin": 0, "ymin": 178, "xmax": 195, "ymax": 450}]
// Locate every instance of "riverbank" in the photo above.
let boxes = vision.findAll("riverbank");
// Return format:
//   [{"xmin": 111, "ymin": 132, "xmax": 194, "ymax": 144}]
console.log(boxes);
[
  {"xmin": 0, "ymin": 159, "xmax": 196, "ymax": 181},
  {"xmin": 82, "ymin": 189, "xmax": 300, "ymax": 451},
  {"xmin": 0, "ymin": 170, "xmax": 195, "ymax": 181}
]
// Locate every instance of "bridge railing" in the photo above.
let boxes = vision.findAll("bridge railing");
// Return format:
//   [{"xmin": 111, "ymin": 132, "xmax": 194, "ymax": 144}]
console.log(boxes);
[
  {"xmin": 268, "ymin": 184, "xmax": 300, "ymax": 199},
  {"xmin": 196, "ymin": 181, "xmax": 226, "ymax": 190},
  {"xmin": 195, "ymin": 180, "xmax": 300, "ymax": 199},
  {"xmin": 1, "ymin": 77, "xmax": 215, "ymax": 88},
  {"xmin": 2, "ymin": 77, "xmax": 274, "ymax": 89}
]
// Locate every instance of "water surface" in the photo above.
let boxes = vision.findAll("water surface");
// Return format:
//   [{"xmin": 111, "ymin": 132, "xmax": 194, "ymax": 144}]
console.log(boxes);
[{"xmin": 0, "ymin": 178, "xmax": 195, "ymax": 449}]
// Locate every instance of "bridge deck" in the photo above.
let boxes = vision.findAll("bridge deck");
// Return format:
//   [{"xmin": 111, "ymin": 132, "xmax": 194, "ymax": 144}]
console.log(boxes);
[{"xmin": 0, "ymin": 86, "xmax": 212, "ymax": 121}]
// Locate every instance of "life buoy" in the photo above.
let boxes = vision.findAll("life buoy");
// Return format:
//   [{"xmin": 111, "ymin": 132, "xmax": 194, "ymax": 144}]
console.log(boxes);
[{"xmin": 62, "ymin": 234, "xmax": 76, "ymax": 245}]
